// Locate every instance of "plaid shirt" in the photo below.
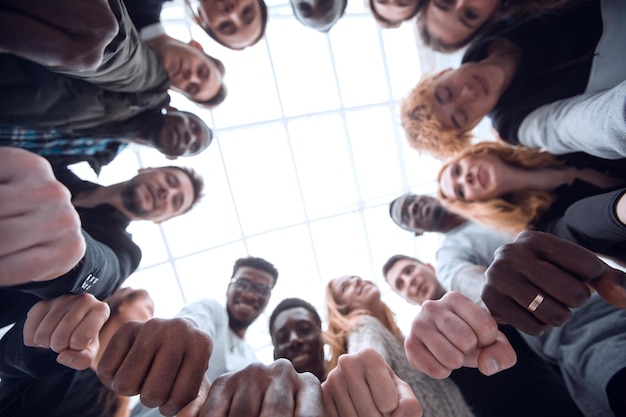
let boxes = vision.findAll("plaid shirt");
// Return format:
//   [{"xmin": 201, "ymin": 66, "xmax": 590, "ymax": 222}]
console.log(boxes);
[{"xmin": 0, "ymin": 125, "xmax": 131, "ymax": 157}]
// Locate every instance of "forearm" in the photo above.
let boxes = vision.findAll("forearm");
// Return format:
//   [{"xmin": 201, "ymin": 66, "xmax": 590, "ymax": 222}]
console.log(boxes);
[
  {"xmin": 7, "ymin": 230, "xmax": 134, "ymax": 301},
  {"xmin": 0, "ymin": 1, "xmax": 118, "ymax": 71},
  {"xmin": 518, "ymin": 82, "xmax": 626, "ymax": 159},
  {"xmin": 539, "ymin": 189, "xmax": 626, "ymax": 263},
  {"xmin": 450, "ymin": 266, "xmax": 488, "ymax": 309}
]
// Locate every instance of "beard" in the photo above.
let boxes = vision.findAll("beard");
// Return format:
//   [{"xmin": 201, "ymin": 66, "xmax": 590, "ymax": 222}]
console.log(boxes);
[
  {"xmin": 121, "ymin": 183, "xmax": 150, "ymax": 217},
  {"xmin": 227, "ymin": 308, "xmax": 255, "ymax": 332},
  {"xmin": 429, "ymin": 204, "xmax": 446, "ymax": 230}
]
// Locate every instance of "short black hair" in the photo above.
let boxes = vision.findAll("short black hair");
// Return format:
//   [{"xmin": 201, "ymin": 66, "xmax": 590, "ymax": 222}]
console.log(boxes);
[
  {"xmin": 269, "ymin": 297, "xmax": 321, "ymax": 333},
  {"xmin": 232, "ymin": 256, "xmax": 279, "ymax": 287},
  {"xmin": 382, "ymin": 254, "xmax": 423, "ymax": 278}
]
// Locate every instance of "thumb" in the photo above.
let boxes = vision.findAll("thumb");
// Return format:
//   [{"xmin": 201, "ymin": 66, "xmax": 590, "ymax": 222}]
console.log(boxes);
[
  {"xmin": 588, "ymin": 267, "xmax": 626, "ymax": 308},
  {"xmin": 176, "ymin": 376, "xmax": 211, "ymax": 417},
  {"xmin": 390, "ymin": 374, "xmax": 423, "ymax": 417},
  {"xmin": 476, "ymin": 331, "xmax": 517, "ymax": 376},
  {"xmin": 57, "ymin": 337, "xmax": 100, "ymax": 370}
]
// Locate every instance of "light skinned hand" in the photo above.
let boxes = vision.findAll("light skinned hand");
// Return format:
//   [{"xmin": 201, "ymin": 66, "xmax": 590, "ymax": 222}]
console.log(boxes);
[
  {"xmin": 405, "ymin": 292, "xmax": 517, "ymax": 379},
  {"xmin": 97, "ymin": 317, "xmax": 213, "ymax": 417},
  {"xmin": 0, "ymin": 147, "xmax": 85, "ymax": 286},
  {"xmin": 24, "ymin": 293, "xmax": 110, "ymax": 370},
  {"xmin": 194, "ymin": 359, "xmax": 323, "ymax": 417},
  {"xmin": 322, "ymin": 347, "xmax": 423, "ymax": 417},
  {"xmin": 483, "ymin": 230, "xmax": 626, "ymax": 336}
]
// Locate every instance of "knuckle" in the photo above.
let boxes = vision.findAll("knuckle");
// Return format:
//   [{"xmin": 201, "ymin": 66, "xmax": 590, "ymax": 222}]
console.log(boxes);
[
  {"xmin": 420, "ymin": 299, "xmax": 441, "ymax": 315},
  {"xmin": 547, "ymin": 308, "xmax": 571, "ymax": 326}
]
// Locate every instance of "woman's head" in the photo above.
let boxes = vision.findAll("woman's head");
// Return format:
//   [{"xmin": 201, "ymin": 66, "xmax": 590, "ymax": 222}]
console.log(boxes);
[
  {"xmin": 327, "ymin": 275, "xmax": 382, "ymax": 315},
  {"xmin": 324, "ymin": 276, "xmax": 403, "ymax": 370},
  {"xmin": 437, "ymin": 141, "xmax": 561, "ymax": 232},
  {"xmin": 401, "ymin": 72, "xmax": 473, "ymax": 158},
  {"xmin": 418, "ymin": 0, "xmax": 575, "ymax": 53},
  {"xmin": 402, "ymin": 62, "xmax": 512, "ymax": 158},
  {"xmin": 104, "ymin": 288, "xmax": 155, "ymax": 325},
  {"xmin": 186, "ymin": 0, "xmax": 267, "ymax": 50},
  {"xmin": 417, "ymin": 0, "xmax": 503, "ymax": 52},
  {"xmin": 369, "ymin": 0, "xmax": 423, "ymax": 28}
]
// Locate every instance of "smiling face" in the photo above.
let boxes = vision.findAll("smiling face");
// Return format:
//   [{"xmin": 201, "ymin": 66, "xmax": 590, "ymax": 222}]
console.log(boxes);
[
  {"xmin": 227, "ymin": 266, "xmax": 274, "ymax": 333},
  {"xmin": 394, "ymin": 194, "xmax": 447, "ymax": 234},
  {"xmin": 429, "ymin": 63, "xmax": 506, "ymax": 132},
  {"xmin": 271, "ymin": 307, "xmax": 325, "ymax": 376},
  {"xmin": 161, "ymin": 41, "xmax": 223, "ymax": 103},
  {"xmin": 121, "ymin": 167, "xmax": 195, "ymax": 223},
  {"xmin": 156, "ymin": 112, "xmax": 212, "ymax": 159},
  {"xmin": 424, "ymin": 0, "xmax": 501, "ymax": 47},
  {"xmin": 291, "ymin": 0, "xmax": 346, "ymax": 32},
  {"xmin": 384, "ymin": 258, "xmax": 443, "ymax": 305},
  {"xmin": 329, "ymin": 275, "xmax": 380, "ymax": 313},
  {"xmin": 197, "ymin": 0, "xmax": 265, "ymax": 50},
  {"xmin": 439, "ymin": 151, "xmax": 510, "ymax": 202},
  {"xmin": 372, "ymin": 0, "xmax": 420, "ymax": 25}
]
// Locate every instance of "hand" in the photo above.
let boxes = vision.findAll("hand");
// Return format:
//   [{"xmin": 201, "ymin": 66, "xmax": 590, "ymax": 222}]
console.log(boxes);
[
  {"xmin": 483, "ymin": 230, "xmax": 626, "ymax": 336},
  {"xmin": 323, "ymin": 348, "xmax": 422, "ymax": 417},
  {"xmin": 194, "ymin": 359, "xmax": 323, "ymax": 417},
  {"xmin": 97, "ymin": 318, "xmax": 213, "ymax": 417},
  {"xmin": 404, "ymin": 292, "xmax": 517, "ymax": 379},
  {"xmin": 0, "ymin": 147, "xmax": 85, "ymax": 286},
  {"xmin": 24, "ymin": 293, "xmax": 110, "ymax": 370}
]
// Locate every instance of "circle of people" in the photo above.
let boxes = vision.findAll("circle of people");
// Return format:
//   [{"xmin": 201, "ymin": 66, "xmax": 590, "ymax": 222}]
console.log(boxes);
[{"xmin": 1, "ymin": 0, "xmax": 625, "ymax": 416}]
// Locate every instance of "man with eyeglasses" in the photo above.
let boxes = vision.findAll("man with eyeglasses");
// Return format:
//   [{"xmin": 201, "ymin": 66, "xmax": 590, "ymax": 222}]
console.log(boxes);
[{"xmin": 131, "ymin": 256, "xmax": 278, "ymax": 417}]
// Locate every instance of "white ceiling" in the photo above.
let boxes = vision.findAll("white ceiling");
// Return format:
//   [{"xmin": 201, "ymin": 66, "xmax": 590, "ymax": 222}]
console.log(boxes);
[{"xmin": 72, "ymin": 0, "xmax": 486, "ymax": 362}]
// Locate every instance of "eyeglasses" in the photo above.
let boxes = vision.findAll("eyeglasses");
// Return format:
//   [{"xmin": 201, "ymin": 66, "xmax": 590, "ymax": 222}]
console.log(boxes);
[{"xmin": 230, "ymin": 278, "xmax": 272, "ymax": 298}]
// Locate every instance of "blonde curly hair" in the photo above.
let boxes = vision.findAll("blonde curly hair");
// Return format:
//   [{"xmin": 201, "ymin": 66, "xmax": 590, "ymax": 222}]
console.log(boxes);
[
  {"xmin": 436, "ymin": 141, "xmax": 565, "ymax": 234},
  {"xmin": 401, "ymin": 73, "xmax": 473, "ymax": 159}
]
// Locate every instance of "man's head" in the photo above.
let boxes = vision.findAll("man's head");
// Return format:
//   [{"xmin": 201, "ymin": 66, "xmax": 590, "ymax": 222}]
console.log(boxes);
[
  {"xmin": 186, "ymin": 0, "xmax": 268, "ymax": 50},
  {"xmin": 390, "ymin": 193, "xmax": 443, "ymax": 235},
  {"xmin": 159, "ymin": 39, "xmax": 227, "ymax": 107},
  {"xmin": 417, "ymin": 0, "xmax": 501, "ymax": 53},
  {"xmin": 151, "ymin": 111, "xmax": 213, "ymax": 159},
  {"xmin": 390, "ymin": 193, "xmax": 466, "ymax": 235},
  {"xmin": 402, "ymin": 63, "xmax": 505, "ymax": 158},
  {"xmin": 290, "ymin": 0, "xmax": 347, "ymax": 33},
  {"xmin": 382, "ymin": 254, "xmax": 445, "ymax": 305},
  {"xmin": 227, "ymin": 257, "xmax": 278, "ymax": 335},
  {"xmin": 120, "ymin": 166, "xmax": 204, "ymax": 224},
  {"xmin": 269, "ymin": 298, "xmax": 325, "ymax": 380}
]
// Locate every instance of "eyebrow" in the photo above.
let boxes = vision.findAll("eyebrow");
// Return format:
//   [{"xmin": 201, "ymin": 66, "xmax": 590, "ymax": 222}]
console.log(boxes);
[
  {"xmin": 459, "ymin": 15, "xmax": 478, "ymax": 29},
  {"xmin": 219, "ymin": 23, "xmax": 237, "ymax": 35},
  {"xmin": 434, "ymin": 0, "xmax": 478, "ymax": 29},
  {"xmin": 400, "ymin": 199, "xmax": 413, "ymax": 224},
  {"xmin": 434, "ymin": 90, "xmax": 444, "ymax": 105},
  {"xmin": 242, "ymin": 8, "xmax": 256, "ymax": 25},
  {"xmin": 451, "ymin": 115, "xmax": 462, "ymax": 130},
  {"xmin": 433, "ymin": 1, "xmax": 449, "ymax": 12}
]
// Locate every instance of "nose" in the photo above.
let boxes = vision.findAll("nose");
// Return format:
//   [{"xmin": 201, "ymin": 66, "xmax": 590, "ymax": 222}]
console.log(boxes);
[
  {"xmin": 289, "ymin": 330, "xmax": 302, "ymax": 345},
  {"xmin": 223, "ymin": 2, "xmax": 235, "ymax": 13},
  {"xmin": 458, "ymin": 84, "xmax": 476, "ymax": 104}
]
